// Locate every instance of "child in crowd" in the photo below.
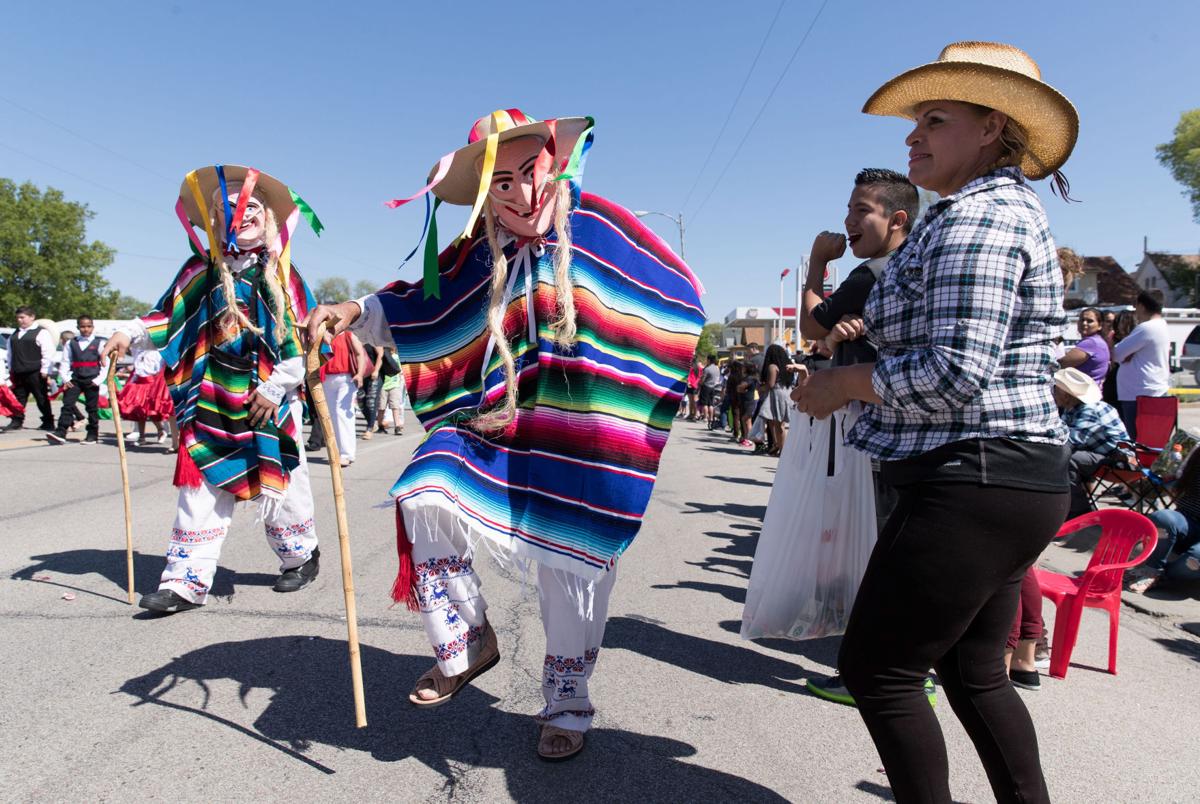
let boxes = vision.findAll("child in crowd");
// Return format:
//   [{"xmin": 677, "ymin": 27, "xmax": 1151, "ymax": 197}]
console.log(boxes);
[
  {"xmin": 118, "ymin": 347, "xmax": 175, "ymax": 448},
  {"xmin": 789, "ymin": 167, "xmax": 918, "ymax": 706},
  {"xmin": 47, "ymin": 316, "xmax": 108, "ymax": 445}
]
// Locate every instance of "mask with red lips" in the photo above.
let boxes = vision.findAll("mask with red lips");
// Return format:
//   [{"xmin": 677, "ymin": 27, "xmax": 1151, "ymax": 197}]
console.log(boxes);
[{"xmin": 483, "ymin": 136, "xmax": 558, "ymax": 239}]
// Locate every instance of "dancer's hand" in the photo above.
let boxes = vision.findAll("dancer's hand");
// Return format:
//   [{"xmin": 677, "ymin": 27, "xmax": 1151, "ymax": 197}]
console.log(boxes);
[
  {"xmin": 303, "ymin": 303, "xmax": 358, "ymax": 349},
  {"xmin": 246, "ymin": 389, "xmax": 279, "ymax": 428},
  {"xmin": 103, "ymin": 332, "xmax": 131, "ymax": 361}
]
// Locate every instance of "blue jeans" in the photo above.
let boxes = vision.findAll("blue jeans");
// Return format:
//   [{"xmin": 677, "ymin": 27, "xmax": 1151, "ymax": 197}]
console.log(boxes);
[
  {"xmin": 1119, "ymin": 401, "xmax": 1139, "ymax": 441},
  {"xmin": 1146, "ymin": 509, "xmax": 1200, "ymax": 581}
]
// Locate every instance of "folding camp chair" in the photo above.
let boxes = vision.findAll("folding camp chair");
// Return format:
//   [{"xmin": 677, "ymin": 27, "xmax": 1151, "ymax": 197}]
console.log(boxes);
[{"xmin": 1088, "ymin": 395, "xmax": 1178, "ymax": 513}]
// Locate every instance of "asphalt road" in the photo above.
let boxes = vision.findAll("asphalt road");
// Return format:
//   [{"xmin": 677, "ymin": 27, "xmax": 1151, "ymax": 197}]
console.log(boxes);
[{"xmin": 1, "ymin": 412, "xmax": 1199, "ymax": 802}]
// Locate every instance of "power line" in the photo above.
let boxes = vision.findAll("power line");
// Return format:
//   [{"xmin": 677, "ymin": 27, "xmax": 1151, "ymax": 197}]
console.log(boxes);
[
  {"xmin": 0, "ymin": 93, "xmax": 176, "ymax": 182},
  {"xmin": 678, "ymin": 0, "xmax": 786, "ymax": 213},
  {"xmin": 0, "ymin": 139, "xmax": 171, "ymax": 218},
  {"xmin": 688, "ymin": 0, "xmax": 830, "ymax": 224}
]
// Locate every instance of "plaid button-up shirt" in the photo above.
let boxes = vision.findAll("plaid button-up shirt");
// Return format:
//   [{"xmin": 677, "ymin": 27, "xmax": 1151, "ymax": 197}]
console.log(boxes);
[
  {"xmin": 848, "ymin": 168, "xmax": 1069, "ymax": 460},
  {"xmin": 1061, "ymin": 401, "xmax": 1130, "ymax": 457}
]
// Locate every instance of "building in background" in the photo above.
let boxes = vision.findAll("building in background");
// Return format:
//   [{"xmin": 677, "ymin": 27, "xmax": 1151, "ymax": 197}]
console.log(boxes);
[
  {"xmin": 1064, "ymin": 256, "xmax": 1141, "ymax": 309},
  {"xmin": 1134, "ymin": 250, "xmax": 1200, "ymax": 307}
]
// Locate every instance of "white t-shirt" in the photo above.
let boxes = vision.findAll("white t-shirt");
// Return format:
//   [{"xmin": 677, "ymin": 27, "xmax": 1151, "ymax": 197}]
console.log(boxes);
[{"xmin": 1112, "ymin": 317, "xmax": 1170, "ymax": 400}]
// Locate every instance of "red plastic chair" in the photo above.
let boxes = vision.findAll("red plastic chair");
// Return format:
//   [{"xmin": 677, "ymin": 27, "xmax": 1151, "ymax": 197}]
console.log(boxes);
[
  {"xmin": 1089, "ymin": 395, "xmax": 1179, "ymax": 512},
  {"xmin": 1034, "ymin": 509, "xmax": 1157, "ymax": 679}
]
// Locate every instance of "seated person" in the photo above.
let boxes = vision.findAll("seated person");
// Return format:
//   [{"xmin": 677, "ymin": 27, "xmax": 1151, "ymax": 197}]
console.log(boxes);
[
  {"xmin": 1128, "ymin": 451, "xmax": 1200, "ymax": 593},
  {"xmin": 1053, "ymin": 367, "xmax": 1132, "ymax": 518}
]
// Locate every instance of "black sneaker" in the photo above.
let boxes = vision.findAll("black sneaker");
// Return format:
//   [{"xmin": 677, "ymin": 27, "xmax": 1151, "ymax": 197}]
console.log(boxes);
[
  {"xmin": 83, "ymin": 433, "xmax": 99, "ymax": 444},
  {"xmin": 1011, "ymin": 668, "xmax": 1040, "ymax": 691},
  {"xmin": 274, "ymin": 548, "xmax": 320, "ymax": 592},
  {"xmin": 139, "ymin": 589, "xmax": 201, "ymax": 614},
  {"xmin": 46, "ymin": 430, "xmax": 69, "ymax": 445},
  {"xmin": 39, "ymin": 423, "xmax": 56, "ymax": 431}
]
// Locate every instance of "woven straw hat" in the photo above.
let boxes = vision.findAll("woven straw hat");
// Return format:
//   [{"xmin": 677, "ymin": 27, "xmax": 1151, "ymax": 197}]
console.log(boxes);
[
  {"xmin": 178, "ymin": 165, "xmax": 296, "ymax": 229},
  {"xmin": 862, "ymin": 42, "xmax": 1078, "ymax": 180},
  {"xmin": 1054, "ymin": 367, "xmax": 1101, "ymax": 405},
  {"xmin": 430, "ymin": 109, "xmax": 591, "ymax": 205}
]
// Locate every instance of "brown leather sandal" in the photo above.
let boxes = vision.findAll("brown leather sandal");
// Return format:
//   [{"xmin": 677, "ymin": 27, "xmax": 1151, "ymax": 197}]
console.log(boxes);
[
  {"xmin": 408, "ymin": 623, "xmax": 500, "ymax": 708},
  {"xmin": 537, "ymin": 724, "xmax": 586, "ymax": 761}
]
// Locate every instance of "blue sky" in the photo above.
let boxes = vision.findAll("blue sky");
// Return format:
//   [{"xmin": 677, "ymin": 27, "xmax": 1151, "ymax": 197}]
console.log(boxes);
[{"xmin": 2, "ymin": 0, "xmax": 1197, "ymax": 321}]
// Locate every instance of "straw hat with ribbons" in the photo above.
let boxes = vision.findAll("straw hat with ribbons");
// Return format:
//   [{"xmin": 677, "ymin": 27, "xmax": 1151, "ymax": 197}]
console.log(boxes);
[
  {"xmin": 384, "ymin": 109, "xmax": 594, "ymax": 299},
  {"xmin": 862, "ymin": 42, "xmax": 1078, "ymax": 180},
  {"xmin": 173, "ymin": 165, "xmax": 323, "ymax": 279}
]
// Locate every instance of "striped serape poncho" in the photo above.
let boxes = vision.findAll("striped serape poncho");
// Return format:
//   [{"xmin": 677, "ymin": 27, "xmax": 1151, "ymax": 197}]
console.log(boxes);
[
  {"xmin": 356, "ymin": 193, "xmax": 704, "ymax": 598},
  {"xmin": 140, "ymin": 251, "xmax": 315, "ymax": 502}
]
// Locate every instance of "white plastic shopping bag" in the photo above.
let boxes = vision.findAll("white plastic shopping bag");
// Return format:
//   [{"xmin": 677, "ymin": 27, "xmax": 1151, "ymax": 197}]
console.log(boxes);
[{"xmin": 740, "ymin": 403, "xmax": 876, "ymax": 640}]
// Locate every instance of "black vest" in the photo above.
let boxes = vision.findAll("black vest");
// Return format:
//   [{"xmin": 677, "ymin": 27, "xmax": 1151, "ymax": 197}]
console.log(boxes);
[
  {"xmin": 9, "ymin": 327, "xmax": 45, "ymax": 374},
  {"xmin": 69, "ymin": 337, "xmax": 106, "ymax": 380}
]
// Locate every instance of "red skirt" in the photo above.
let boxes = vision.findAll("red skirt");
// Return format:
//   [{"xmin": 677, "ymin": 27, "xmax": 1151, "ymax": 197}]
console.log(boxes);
[
  {"xmin": 117, "ymin": 372, "xmax": 173, "ymax": 422},
  {"xmin": 0, "ymin": 385, "xmax": 24, "ymax": 417}
]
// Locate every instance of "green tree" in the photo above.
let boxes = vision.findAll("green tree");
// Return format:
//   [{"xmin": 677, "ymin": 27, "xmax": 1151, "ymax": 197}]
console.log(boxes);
[
  {"xmin": 353, "ymin": 279, "xmax": 378, "ymax": 298},
  {"xmin": 313, "ymin": 276, "xmax": 351, "ymax": 304},
  {"xmin": 0, "ymin": 179, "xmax": 117, "ymax": 320},
  {"xmin": 1156, "ymin": 109, "xmax": 1200, "ymax": 223},
  {"xmin": 112, "ymin": 294, "xmax": 151, "ymax": 318},
  {"xmin": 693, "ymin": 322, "xmax": 725, "ymax": 363}
]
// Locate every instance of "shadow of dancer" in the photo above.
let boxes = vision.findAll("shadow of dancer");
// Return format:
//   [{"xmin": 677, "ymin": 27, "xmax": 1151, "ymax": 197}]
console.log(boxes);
[
  {"xmin": 604, "ymin": 616, "xmax": 805, "ymax": 694},
  {"xmin": 118, "ymin": 635, "xmax": 787, "ymax": 801},
  {"xmin": 12, "ymin": 548, "xmax": 276, "ymax": 603}
]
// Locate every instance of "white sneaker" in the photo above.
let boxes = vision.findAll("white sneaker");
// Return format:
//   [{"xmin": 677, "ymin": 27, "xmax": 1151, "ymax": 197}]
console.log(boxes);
[
  {"xmin": 156, "ymin": 431, "xmax": 168, "ymax": 445},
  {"xmin": 126, "ymin": 432, "xmax": 141, "ymax": 445}
]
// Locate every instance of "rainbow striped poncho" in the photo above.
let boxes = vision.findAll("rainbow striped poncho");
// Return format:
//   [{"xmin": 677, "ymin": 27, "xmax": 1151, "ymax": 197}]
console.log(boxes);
[
  {"xmin": 141, "ymin": 253, "xmax": 315, "ymax": 501},
  {"xmin": 374, "ymin": 193, "xmax": 704, "ymax": 584}
]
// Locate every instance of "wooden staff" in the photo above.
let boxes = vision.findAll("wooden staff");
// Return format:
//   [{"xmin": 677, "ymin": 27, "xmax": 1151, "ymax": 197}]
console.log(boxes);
[
  {"xmin": 106, "ymin": 360, "xmax": 136, "ymax": 605},
  {"xmin": 304, "ymin": 319, "xmax": 367, "ymax": 728}
]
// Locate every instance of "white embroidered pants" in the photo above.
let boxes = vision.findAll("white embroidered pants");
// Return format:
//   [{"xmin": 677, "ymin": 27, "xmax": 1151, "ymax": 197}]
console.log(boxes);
[
  {"xmin": 405, "ymin": 501, "xmax": 616, "ymax": 732},
  {"xmin": 159, "ymin": 456, "xmax": 318, "ymax": 604},
  {"xmin": 322, "ymin": 373, "xmax": 357, "ymax": 461}
]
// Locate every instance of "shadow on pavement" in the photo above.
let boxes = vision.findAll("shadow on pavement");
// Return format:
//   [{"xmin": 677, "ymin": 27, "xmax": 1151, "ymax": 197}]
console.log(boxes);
[
  {"xmin": 685, "ymin": 556, "xmax": 752, "ymax": 579},
  {"xmin": 118, "ymin": 635, "xmax": 786, "ymax": 801},
  {"xmin": 706, "ymin": 530, "xmax": 759, "ymax": 558},
  {"xmin": 11, "ymin": 548, "xmax": 276, "ymax": 602},
  {"xmin": 705, "ymin": 474, "xmax": 773, "ymax": 488},
  {"xmin": 855, "ymin": 779, "xmax": 896, "ymax": 800},
  {"xmin": 683, "ymin": 500, "xmax": 767, "ymax": 520},
  {"xmin": 604, "ymin": 616, "xmax": 804, "ymax": 694},
  {"xmin": 651, "ymin": 579, "xmax": 746, "ymax": 604},
  {"xmin": 1155, "ymin": 635, "xmax": 1200, "ymax": 664},
  {"xmin": 716, "ymin": 619, "xmax": 842, "ymax": 667}
]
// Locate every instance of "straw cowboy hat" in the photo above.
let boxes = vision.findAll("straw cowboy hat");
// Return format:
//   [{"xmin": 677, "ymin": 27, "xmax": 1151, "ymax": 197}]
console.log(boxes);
[
  {"xmin": 429, "ymin": 109, "xmax": 592, "ymax": 205},
  {"xmin": 1054, "ymin": 367, "xmax": 1101, "ymax": 405},
  {"xmin": 177, "ymin": 165, "xmax": 296, "ymax": 229},
  {"xmin": 862, "ymin": 41, "xmax": 1078, "ymax": 180}
]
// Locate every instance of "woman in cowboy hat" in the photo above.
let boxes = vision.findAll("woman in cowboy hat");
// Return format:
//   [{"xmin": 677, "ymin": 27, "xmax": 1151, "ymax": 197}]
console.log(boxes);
[
  {"xmin": 104, "ymin": 165, "xmax": 322, "ymax": 613},
  {"xmin": 307, "ymin": 109, "xmax": 704, "ymax": 761},
  {"xmin": 793, "ymin": 43, "xmax": 1077, "ymax": 802}
]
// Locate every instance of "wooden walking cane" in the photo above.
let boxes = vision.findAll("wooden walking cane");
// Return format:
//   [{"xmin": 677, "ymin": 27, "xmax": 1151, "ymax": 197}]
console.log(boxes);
[
  {"xmin": 305, "ymin": 319, "xmax": 367, "ymax": 728},
  {"xmin": 106, "ymin": 360, "xmax": 136, "ymax": 605}
]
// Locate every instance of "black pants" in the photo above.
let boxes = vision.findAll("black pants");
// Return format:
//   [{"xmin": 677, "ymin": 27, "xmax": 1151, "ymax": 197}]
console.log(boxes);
[
  {"xmin": 839, "ymin": 481, "xmax": 1069, "ymax": 804},
  {"xmin": 1067, "ymin": 449, "xmax": 1111, "ymax": 519},
  {"xmin": 10, "ymin": 370, "xmax": 54, "ymax": 427},
  {"xmin": 57, "ymin": 379, "xmax": 100, "ymax": 435}
]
